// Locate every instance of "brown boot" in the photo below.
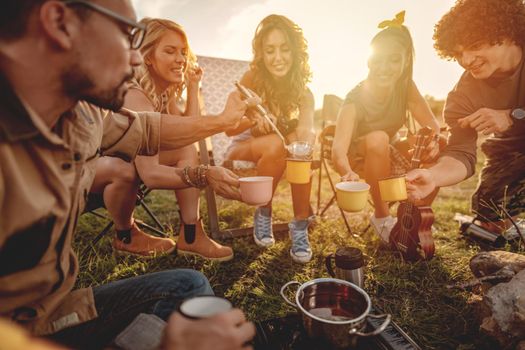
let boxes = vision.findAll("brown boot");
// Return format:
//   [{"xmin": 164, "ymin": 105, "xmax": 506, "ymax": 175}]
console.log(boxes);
[
  {"xmin": 112, "ymin": 220, "xmax": 176, "ymax": 257},
  {"xmin": 176, "ymin": 219, "xmax": 234, "ymax": 261}
]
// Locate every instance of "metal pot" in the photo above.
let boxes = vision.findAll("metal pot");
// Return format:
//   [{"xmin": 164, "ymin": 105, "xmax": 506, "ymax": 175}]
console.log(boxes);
[{"xmin": 280, "ymin": 278, "xmax": 390, "ymax": 348}]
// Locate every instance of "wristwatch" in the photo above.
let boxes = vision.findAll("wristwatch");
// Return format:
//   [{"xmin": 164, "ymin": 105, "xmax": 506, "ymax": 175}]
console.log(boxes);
[{"xmin": 510, "ymin": 108, "xmax": 525, "ymax": 120}]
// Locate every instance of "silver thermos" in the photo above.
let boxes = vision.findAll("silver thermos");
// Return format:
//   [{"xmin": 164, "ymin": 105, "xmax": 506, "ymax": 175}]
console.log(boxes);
[
  {"xmin": 325, "ymin": 247, "xmax": 365, "ymax": 288},
  {"xmin": 460, "ymin": 222, "xmax": 506, "ymax": 247}
]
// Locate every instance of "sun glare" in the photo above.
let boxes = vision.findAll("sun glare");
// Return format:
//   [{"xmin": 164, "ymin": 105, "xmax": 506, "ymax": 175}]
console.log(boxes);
[{"xmin": 134, "ymin": 0, "xmax": 463, "ymax": 105}]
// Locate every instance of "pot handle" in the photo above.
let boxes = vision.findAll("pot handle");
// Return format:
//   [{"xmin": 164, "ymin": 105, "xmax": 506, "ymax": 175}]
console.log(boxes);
[
  {"xmin": 325, "ymin": 254, "xmax": 336, "ymax": 277},
  {"xmin": 349, "ymin": 313, "xmax": 391, "ymax": 337},
  {"xmin": 280, "ymin": 281, "xmax": 301, "ymax": 308}
]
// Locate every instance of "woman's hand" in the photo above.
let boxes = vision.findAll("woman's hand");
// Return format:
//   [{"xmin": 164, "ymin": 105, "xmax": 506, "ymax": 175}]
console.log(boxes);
[
  {"xmin": 341, "ymin": 170, "xmax": 360, "ymax": 182},
  {"xmin": 207, "ymin": 166, "xmax": 241, "ymax": 200},
  {"xmin": 186, "ymin": 65, "xmax": 203, "ymax": 86}
]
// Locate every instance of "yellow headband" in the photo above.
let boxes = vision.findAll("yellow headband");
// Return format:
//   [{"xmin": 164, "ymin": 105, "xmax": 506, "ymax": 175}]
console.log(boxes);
[{"xmin": 378, "ymin": 11, "xmax": 405, "ymax": 29}]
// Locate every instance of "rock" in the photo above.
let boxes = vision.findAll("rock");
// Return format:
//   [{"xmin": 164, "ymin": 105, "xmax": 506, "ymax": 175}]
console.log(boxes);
[
  {"xmin": 470, "ymin": 251, "xmax": 525, "ymax": 278},
  {"xmin": 482, "ymin": 269, "xmax": 525, "ymax": 343}
]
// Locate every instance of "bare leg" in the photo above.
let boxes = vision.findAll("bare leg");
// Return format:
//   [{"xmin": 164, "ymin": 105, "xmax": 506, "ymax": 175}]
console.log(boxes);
[
  {"xmin": 92, "ymin": 157, "xmax": 176, "ymax": 257},
  {"xmin": 226, "ymin": 133, "xmax": 287, "ymax": 209},
  {"xmin": 136, "ymin": 147, "xmax": 233, "ymax": 261},
  {"xmin": 291, "ymin": 182, "xmax": 312, "ymax": 220},
  {"xmin": 361, "ymin": 131, "xmax": 391, "ymax": 218},
  {"xmin": 228, "ymin": 134, "xmax": 312, "ymax": 218},
  {"xmin": 90, "ymin": 157, "xmax": 141, "ymax": 230},
  {"xmin": 158, "ymin": 145, "xmax": 201, "ymax": 224},
  {"xmin": 227, "ymin": 134, "xmax": 286, "ymax": 247}
]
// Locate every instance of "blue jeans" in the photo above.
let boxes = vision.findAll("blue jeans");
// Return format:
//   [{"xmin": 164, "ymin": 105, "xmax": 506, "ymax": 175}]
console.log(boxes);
[{"xmin": 50, "ymin": 269, "xmax": 213, "ymax": 349}]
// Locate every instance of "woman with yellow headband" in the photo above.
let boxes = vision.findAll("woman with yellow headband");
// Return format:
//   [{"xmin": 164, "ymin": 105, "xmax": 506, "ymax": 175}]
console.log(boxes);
[{"xmin": 331, "ymin": 11, "xmax": 440, "ymax": 244}]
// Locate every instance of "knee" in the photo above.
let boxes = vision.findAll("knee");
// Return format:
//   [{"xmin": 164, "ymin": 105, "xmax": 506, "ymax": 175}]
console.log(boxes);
[
  {"xmin": 261, "ymin": 137, "xmax": 286, "ymax": 161},
  {"xmin": 364, "ymin": 131, "xmax": 390, "ymax": 156},
  {"xmin": 164, "ymin": 269, "xmax": 213, "ymax": 296},
  {"xmin": 120, "ymin": 163, "xmax": 140, "ymax": 184},
  {"xmin": 148, "ymin": 269, "xmax": 213, "ymax": 320},
  {"xmin": 176, "ymin": 145, "xmax": 200, "ymax": 167},
  {"xmin": 106, "ymin": 159, "xmax": 139, "ymax": 184}
]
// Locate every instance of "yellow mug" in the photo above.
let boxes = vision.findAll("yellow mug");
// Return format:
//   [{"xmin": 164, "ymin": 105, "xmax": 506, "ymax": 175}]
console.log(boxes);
[
  {"xmin": 286, "ymin": 159, "xmax": 312, "ymax": 184},
  {"xmin": 378, "ymin": 175, "xmax": 407, "ymax": 202},
  {"xmin": 336, "ymin": 181, "xmax": 370, "ymax": 212}
]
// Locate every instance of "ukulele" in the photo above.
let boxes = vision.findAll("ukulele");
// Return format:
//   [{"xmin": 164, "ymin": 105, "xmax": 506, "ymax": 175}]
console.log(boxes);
[{"xmin": 389, "ymin": 127, "xmax": 435, "ymax": 262}]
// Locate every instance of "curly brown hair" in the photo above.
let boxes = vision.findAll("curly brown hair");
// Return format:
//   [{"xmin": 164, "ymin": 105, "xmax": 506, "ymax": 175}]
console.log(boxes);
[
  {"xmin": 434, "ymin": 0, "xmax": 525, "ymax": 60},
  {"xmin": 250, "ymin": 14, "xmax": 312, "ymax": 119}
]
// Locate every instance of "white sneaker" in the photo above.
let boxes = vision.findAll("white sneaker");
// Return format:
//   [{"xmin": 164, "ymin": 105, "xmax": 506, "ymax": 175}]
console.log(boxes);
[{"xmin": 370, "ymin": 215, "xmax": 397, "ymax": 244}]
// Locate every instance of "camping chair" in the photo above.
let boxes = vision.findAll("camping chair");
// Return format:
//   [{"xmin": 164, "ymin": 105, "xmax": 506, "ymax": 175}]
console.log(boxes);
[
  {"xmin": 197, "ymin": 55, "xmax": 289, "ymax": 239},
  {"xmin": 315, "ymin": 95, "xmax": 355, "ymax": 234},
  {"xmin": 83, "ymin": 182, "xmax": 168, "ymax": 255}
]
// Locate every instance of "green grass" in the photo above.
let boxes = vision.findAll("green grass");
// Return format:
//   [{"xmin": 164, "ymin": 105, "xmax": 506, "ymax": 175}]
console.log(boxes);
[{"xmin": 74, "ymin": 155, "xmax": 522, "ymax": 350}]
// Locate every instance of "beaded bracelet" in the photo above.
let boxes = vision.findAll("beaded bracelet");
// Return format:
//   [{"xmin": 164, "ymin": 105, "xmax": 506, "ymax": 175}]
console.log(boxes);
[
  {"xmin": 197, "ymin": 164, "xmax": 209, "ymax": 188},
  {"xmin": 181, "ymin": 165, "xmax": 209, "ymax": 189},
  {"xmin": 182, "ymin": 166, "xmax": 198, "ymax": 188},
  {"xmin": 193, "ymin": 164, "xmax": 208, "ymax": 188}
]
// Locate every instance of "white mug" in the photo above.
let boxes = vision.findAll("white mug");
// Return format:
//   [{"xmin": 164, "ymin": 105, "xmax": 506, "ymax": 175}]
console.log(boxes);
[{"xmin": 179, "ymin": 296, "xmax": 232, "ymax": 319}]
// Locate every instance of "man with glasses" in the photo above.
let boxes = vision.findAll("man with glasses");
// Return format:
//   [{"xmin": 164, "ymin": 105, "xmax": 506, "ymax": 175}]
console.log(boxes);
[
  {"xmin": 407, "ymin": 0, "xmax": 525, "ymax": 234},
  {"xmin": 0, "ymin": 0, "xmax": 255, "ymax": 349}
]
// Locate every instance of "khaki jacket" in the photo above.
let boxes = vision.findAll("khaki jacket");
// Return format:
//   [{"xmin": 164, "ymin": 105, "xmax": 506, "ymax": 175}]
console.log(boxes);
[{"xmin": 0, "ymin": 77, "xmax": 161, "ymax": 335}]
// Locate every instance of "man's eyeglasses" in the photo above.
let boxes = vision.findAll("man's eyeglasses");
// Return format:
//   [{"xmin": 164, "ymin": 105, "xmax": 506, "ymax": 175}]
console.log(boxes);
[{"xmin": 63, "ymin": 0, "xmax": 146, "ymax": 50}]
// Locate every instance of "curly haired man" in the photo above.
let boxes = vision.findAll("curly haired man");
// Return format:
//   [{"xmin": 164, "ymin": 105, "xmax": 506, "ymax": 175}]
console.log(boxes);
[{"xmin": 407, "ymin": 0, "xmax": 525, "ymax": 232}]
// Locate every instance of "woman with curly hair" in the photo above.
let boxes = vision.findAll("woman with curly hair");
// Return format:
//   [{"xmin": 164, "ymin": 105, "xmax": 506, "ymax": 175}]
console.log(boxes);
[
  {"xmin": 331, "ymin": 11, "xmax": 440, "ymax": 244},
  {"xmin": 225, "ymin": 14, "xmax": 316, "ymax": 263},
  {"xmin": 407, "ymin": 0, "xmax": 525, "ymax": 233},
  {"xmin": 90, "ymin": 18, "xmax": 238, "ymax": 260}
]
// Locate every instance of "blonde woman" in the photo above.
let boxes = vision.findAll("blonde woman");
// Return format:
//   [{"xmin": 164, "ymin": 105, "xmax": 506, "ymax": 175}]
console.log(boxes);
[
  {"xmin": 90, "ymin": 18, "xmax": 237, "ymax": 260},
  {"xmin": 225, "ymin": 14, "xmax": 315, "ymax": 263}
]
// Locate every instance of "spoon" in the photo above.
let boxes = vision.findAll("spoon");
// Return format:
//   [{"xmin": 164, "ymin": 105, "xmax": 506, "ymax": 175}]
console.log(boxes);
[
  {"xmin": 234, "ymin": 81, "xmax": 288, "ymax": 146},
  {"xmin": 234, "ymin": 82, "xmax": 313, "ymax": 159}
]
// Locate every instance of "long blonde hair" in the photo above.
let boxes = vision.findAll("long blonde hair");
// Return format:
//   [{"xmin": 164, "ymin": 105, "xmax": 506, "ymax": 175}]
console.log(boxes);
[{"xmin": 133, "ymin": 18, "xmax": 197, "ymax": 113}]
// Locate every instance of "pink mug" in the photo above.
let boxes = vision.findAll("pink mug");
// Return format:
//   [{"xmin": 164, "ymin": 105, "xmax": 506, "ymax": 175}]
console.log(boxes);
[{"xmin": 239, "ymin": 176, "xmax": 273, "ymax": 206}]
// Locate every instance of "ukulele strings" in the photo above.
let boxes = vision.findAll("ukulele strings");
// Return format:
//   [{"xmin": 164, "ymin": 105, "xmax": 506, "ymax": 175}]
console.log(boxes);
[{"xmin": 399, "ymin": 132, "xmax": 427, "ymax": 250}]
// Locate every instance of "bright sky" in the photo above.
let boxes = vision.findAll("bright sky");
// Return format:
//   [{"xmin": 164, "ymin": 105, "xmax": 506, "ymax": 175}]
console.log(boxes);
[{"xmin": 132, "ymin": 0, "xmax": 464, "ymax": 106}]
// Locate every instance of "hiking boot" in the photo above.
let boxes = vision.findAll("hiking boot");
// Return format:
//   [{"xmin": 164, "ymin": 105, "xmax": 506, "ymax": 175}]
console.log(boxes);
[
  {"xmin": 112, "ymin": 221, "xmax": 176, "ymax": 257},
  {"xmin": 370, "ymin": 215, "xmax": 397, "ymax": 245},
  {"xmin": 176, "ymin": 219, "xmax": 234, "ymax": 262},
  {"xmin": 289, "ymin": 217, "xmax": 313, "ymax": 264},
  {"xmin": 253, "ymin": 207, "xmax": 275, "ymax": 248},
  {"xmin": 503, "ymin": 219, "xmax": 525, "ymax": 240}
]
